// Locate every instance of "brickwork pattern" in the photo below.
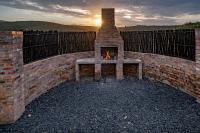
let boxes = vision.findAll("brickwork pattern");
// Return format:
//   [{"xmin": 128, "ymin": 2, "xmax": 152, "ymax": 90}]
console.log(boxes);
[
  {"xmin": 0, "ymin": 32, "xmax": 24, "ymax": 124},
  {"xmin": 195, "ymin": 29, "xmax": 200, "ymax": 100},
  {"xmin": 125, "ymin": 51, "xmax": 198, "ymax": 99},
  {"xmin": 102, "ymin": 8, "xmax": 115, "ymax": 28},
  {"xmin": 24, "ymin": 52, "xmax": 94, "ymax": 105},
  {"xmin": 95, "ymin": 8, "xmax": 124, "ymax": 80}
]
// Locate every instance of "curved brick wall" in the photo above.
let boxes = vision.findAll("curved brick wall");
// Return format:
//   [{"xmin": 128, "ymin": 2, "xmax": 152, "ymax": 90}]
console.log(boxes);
[
  {"xmin": 124, "ymin": 51, "xmax": 198, "ymax": 99},
  {"xmin": 24, "ymin": 52, "xmax": 94, "ymax": 105},
  {"xmin": 24, "ymin": 51, "xmax": 198, "ymax": 106}
]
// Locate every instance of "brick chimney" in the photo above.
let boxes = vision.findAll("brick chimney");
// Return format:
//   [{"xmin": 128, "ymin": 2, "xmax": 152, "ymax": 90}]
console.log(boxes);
[{"xmin": 94, "ymin": 8, "xmax": 124, "ymax": 80}]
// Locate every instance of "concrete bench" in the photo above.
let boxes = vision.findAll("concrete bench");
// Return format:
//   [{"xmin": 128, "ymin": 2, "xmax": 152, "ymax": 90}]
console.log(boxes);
[{"xmin": 76, "ymin": 58, "xmax": 142, "ymax": 81}]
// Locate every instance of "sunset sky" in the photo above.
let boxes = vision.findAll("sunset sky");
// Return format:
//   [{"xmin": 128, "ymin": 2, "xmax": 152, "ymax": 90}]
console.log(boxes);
[{"xmin": 0, "ymin": 0, "xmax": 200, "ymax": 26}]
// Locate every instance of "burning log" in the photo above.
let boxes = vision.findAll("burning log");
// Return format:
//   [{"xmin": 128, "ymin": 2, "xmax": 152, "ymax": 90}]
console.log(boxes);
[{"xmin": 105, "ymin": 51, "xmax": 111, "ymax": 60}]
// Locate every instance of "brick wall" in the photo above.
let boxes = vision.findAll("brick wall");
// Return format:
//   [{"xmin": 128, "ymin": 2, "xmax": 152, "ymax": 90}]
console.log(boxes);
[
  {"xmin": 0, "ymin": 32, "xmax": 24, "ymax": 124},
  {"xmin": 24, "ymin": 52, "xmax": 94, "ymax": 105},
  {"xmin": 196, "ymin": 29, "xmax": 200, "ymax": 101},
  {"xmin": 23, "ymin": 48, "xmax": 200, "ymax": 111},
  {"xmin": 124, "ymin": 51, "xmax": 198, "ymax": 99}
]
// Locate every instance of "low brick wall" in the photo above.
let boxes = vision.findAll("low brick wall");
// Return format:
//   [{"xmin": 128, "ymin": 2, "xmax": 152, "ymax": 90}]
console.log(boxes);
[
  {"xmin": 125, "ymin": 51, "xmax": 198, "ymax": 99},
  {"xmin": 196, "ymin": 29, "xmax": 200, "ymax": 101},
  {"xmin": 24, "ymin": 52, "xmax": 94, "ymax": 105},
  {"xmin": 24, "ymin": 51, "xmax": 198, "ymax": 104}
]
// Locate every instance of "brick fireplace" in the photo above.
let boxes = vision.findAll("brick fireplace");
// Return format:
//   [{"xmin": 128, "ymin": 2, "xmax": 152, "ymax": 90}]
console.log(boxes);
[
  {"xmin": 95, "ymin": 8, "xmax": 124, "ymax": 80},
  {"xmin": 76, "ymin": 8, "xmax": 142, "ymax": 81}
]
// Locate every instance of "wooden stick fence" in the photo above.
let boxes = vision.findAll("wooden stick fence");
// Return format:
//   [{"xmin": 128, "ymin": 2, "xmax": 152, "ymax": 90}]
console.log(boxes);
[
  {"xmin": 120, "ymin": 29, "xmax": 195, "ymax": 61},
  {"xmin": 23, "ymin": 29, "xmax": 195, "ymax": 64},
  {"xmin": 23, "ymin": 31, "xmax": 96, "ymax": 64}
]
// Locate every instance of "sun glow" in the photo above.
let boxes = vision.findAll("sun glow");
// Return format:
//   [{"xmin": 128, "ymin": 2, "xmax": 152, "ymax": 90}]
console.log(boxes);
[{"xmin": 94, "ymin": 18, "xmax": 102, "ymax": 27}]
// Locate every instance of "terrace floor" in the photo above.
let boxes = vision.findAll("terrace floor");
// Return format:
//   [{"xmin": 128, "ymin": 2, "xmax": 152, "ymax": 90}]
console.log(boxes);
[{"xmin": 1, "ymin": 78, "xmax": 200, "ymax": 132}]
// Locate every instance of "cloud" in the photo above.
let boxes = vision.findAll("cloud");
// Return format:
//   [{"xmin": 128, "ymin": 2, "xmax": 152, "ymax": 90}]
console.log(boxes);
[
  {"xmin": 17, "ymin": 0, "xmax": 45, "ymax": 10},
  {"xmin": 0, "ymin": 0, "xmax": 46, "ymax": 11},
  {"xmin": 51, "ymin": 4, "xmax": 91, "ymax": 16},
  {"xmin": 0, "ymin": 0, "xmax": 200, "ymax": 25},
  {"xmin": 0, "ymin": 0, "xmax": 91, "ymax": 17}
]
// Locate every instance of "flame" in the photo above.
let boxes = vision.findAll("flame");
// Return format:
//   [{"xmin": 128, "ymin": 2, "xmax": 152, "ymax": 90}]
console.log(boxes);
[{"xmin": 105, "ymin": 51, "xmax": 111, "ymax": 60}]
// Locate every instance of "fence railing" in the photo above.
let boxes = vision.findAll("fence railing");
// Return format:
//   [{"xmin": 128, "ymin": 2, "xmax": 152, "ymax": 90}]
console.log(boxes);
[
  {"xmin": 23, "ymin": 31, "xmax": 96, "ymax": 64},
  {"xmin": 23, "ymin": 29, "xmax": 196, "ymax": 64},
  {"xmin": 120, "ymin": 29, "xmax": 196, "ymax": 61}
]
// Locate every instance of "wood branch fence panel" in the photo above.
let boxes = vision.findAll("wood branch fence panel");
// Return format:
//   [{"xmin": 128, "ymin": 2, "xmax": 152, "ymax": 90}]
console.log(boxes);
[
  {"xmin": 23, "ymin": 29, "xmax": 195, "ymax": 64},
  {"xmin": 58, "ymin": 32, "xmax": 95, "ymax": 54},
  {"xmin": 23, "ymin": 31, "xmax": 58, "ymax": 64},
  {"xmin": 23, "ymin": 31, "xmax": 96, "ymax": 64},
  {"xmin": 120, "ymin": 29, "xmax": 196, "ymax": 61}
]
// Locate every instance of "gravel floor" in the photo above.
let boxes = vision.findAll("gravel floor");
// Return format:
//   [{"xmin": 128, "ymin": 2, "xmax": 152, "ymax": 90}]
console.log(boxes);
[{"xmin": 1, "ymin": 78, "xmax": 200, "ymax": 133}]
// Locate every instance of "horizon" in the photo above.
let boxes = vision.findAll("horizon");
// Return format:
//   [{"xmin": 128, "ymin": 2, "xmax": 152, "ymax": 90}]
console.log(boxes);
[
  {"xmin": 1, "ymin": 20, "xmax": 197, "ymax": 27},
  {"xmin": 0, "ymin": 0, "xmax": 200, "ymax": 26}
]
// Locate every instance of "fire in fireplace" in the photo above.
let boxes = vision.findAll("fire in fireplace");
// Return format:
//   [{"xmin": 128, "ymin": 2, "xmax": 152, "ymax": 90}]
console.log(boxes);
[{"xmin": 101, "ymin": 47, "xmax": 118, "ymax": 60}]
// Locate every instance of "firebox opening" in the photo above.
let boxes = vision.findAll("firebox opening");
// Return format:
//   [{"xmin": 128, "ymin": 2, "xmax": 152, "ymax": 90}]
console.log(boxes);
[{"xmin": 101, "ymin": 47, "xmax": 118, "ymax": 60}]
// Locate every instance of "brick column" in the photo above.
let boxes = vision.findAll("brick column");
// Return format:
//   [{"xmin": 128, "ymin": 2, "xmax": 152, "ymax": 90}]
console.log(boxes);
[
  {"xmin": 195, "ymin": 29, "xmax": 200, "ymax": 102},
  {"xmin": 116, "ymin": 63, "xmax": 123, "ymax": 80},
  {"xmin": 95, "ymin": 64, "xmax": 101, "ymax": 80},
  {"xmin": 75, "ymin": 63, "xmax": 80, "ymax": 81},
  {"xmin": 0, "ymin": 31, "xmax": 25, "ymax": 124}
]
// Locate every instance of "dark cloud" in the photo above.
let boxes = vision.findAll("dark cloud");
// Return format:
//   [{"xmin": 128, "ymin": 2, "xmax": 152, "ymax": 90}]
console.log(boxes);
[
  {"xmin": 138, "ymin": 0, "xmax": 200, "ymax": 16},
  {"xmin": 0, "ymin": 0, "xmax": 91, "ymax": 17},
  {"xmin": 0, "ymin": 0, "xmax": 200, "ymax": 25}
]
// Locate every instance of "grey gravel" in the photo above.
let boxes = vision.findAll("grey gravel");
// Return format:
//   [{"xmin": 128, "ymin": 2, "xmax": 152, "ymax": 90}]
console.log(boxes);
[{"xmin": 0, "ymin": 78, "xmax": 200, "ymax": 133}]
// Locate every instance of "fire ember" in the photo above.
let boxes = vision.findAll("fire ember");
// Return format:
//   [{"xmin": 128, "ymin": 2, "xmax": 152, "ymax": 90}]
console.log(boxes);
[{"xmin": 101, "ymin": 47, "xmax": 118, "ymax": 60}]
